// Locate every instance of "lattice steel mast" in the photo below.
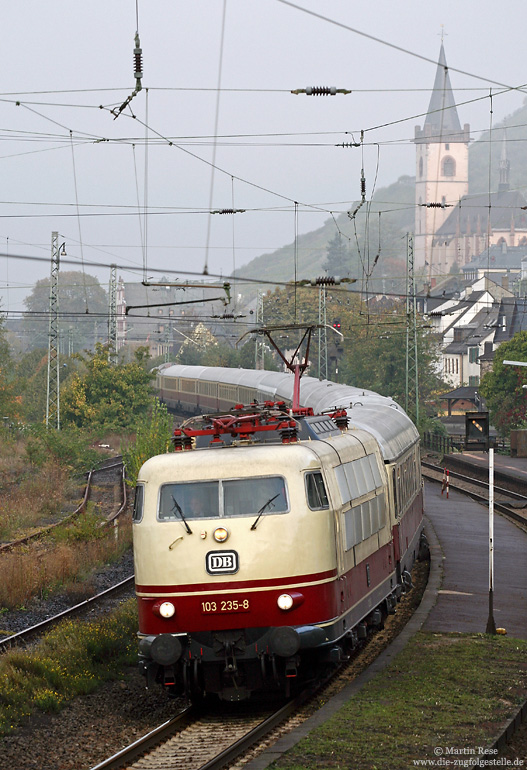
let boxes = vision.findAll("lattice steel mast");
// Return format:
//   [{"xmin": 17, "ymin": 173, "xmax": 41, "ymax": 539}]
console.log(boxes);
[
  {"xmin": 108, "ymin": 264, "xmax": 117, "ymax": 364},
  {"xmin": 318, "ymin": 285, "xmax": 328, "ymax": 380},
  {"xmin": 46, "ymin": 232, "xmax": 62, "ymax": 429},
  {"xmin": 405, "ymin": 234, "xmax": 419, "ymax": 424},
  {"xmin": 255, "ymin": 291, "xmax": 265, "ymax": 369}
]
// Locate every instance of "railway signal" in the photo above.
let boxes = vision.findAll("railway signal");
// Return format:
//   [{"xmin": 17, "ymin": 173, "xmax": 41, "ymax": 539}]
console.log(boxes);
[{"xmin": 464, "ymin": 411, "xmax": 495, "ymax": 635}]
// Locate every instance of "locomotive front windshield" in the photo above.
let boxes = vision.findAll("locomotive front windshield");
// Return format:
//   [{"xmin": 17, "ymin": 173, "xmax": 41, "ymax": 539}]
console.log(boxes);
[{"xmin": 157, "ymin": 476, "xmax": 288, "ymax": 521}]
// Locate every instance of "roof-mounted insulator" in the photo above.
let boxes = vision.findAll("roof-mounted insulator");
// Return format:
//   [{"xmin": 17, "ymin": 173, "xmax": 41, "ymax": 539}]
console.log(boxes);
[
  {"xmin": 280, "ymin": 423, "xmax": 299, "ymax": 443},
  {"xmin": 173, "ymin": 430, "xmax": 194, "ymax": 451},
  {"xmin": 291, "ymin": 87, "xmax": 351, "ymax": 96},
  {"xmin": 330, "ymin": 409, "xmax": 349, "ymax": 431},
  {"xmin": 134, "ymin": 33, "xmax": 143, "ymax": 92},
  {"xmin": 311, "ymin": 276, "xmax": 341, "ymax": 286}
]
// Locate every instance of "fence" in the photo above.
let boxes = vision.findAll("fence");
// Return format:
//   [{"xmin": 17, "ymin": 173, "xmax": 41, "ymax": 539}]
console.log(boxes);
[{"xmin": 422, "ymin": 432, "xmax": 510, "ymax": 455}]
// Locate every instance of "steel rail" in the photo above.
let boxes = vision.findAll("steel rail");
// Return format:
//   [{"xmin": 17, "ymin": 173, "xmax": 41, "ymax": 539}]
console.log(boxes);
[
  {"xmin": 0, "ymin": 575, "xmax": 134, "ymax": 653},
  {"xmin": 88, "ymin": 686, "xmax": 316, "ymax": 770},
  {"xmin": 89, "ymin": 707, "xmax": 198, "ymax": 770},
  {"xmin": 422, "ymin": 462, "xmax": 527, "ymax": 527},
  {"xmin": 198, "ymin": 688, "xmax": 316, "ymax": 770},
  {"xmin": 0, "ymin": 459, "xmax": 126, "ymax": 553},
  {"xmin": 421, "ymin": 460, "xmax": 527, "ymax": 502}
]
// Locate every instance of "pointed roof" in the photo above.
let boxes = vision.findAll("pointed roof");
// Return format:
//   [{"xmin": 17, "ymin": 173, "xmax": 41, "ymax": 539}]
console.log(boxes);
[
  {"xmin": 415, "ymin": 45, "xmax": 469, "ymax": 144},
  {"xmin": 424, "ymin": 44, "xmax": 462, "ymax": 135}
]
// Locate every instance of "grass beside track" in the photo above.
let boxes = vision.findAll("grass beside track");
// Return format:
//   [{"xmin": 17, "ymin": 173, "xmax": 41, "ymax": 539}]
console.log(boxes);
[
  {"xmin": 270, "ymin": 632, "xmax": 527, "ymax": 770},
  {"xmin": 0, "ymin": 598, "xmax": 137, "ymax": 735}
]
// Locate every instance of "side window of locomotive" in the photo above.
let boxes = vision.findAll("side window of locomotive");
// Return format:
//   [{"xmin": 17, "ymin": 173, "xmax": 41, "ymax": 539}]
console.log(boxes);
[
  {"xmin": 158, "ymin": 481, "xmax": 220, "ymax": 521},
  {"xmin": 305, "ymin": 472, "xmax": 329, "ymax": 510},
  {"xmin": 223, "ymin": 476, "xmax": 288, "ymax": 517},
  {"xmin": 132, "ymin": 484, "xmax": 144, "ymax": 523}
]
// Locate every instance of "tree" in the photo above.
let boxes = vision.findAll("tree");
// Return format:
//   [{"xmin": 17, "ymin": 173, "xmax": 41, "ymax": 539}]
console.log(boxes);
[
  {"xmin": 479, "ymin": 332, "xmax": 527, "ymax": 435},
  {"xmin": 60, "ymin": 343, "xmax": 154, "ymax": 432},
  {"xmin": 122, "ymin": 398, "xmax": 173, "ymax": 486},
  {"xmin": 322, "ymin": 233, "xmax": 350, "ymax": 277},
  {"xmin": 23, "ymin": 271, "xmax": 108, "ymax": 352},
  {"xmin": 0, "ymin": 311, "xmax": 19, "ymax": 421}
]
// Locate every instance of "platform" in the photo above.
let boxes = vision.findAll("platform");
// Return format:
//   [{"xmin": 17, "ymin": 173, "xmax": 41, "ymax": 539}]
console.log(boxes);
[
  {"xmin": 424, "ymin": 479, "xmax": 527, "ymax": 639},
  {"xmin": 443, "ymin": 451, "xmax": 527, "ymax": 490}
]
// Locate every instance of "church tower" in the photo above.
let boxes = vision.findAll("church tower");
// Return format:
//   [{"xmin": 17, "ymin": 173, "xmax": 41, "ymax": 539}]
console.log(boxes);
[{"xmin": 414, "ymin": 44, "xmax": 470, "ymax": 276}]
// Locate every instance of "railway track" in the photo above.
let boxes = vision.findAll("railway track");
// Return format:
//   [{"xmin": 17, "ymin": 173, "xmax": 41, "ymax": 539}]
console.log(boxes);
[
  {"xmin": 0, "ymin": 457, "xmax": 127, "ymax": 553},
  {"xmin": 88, "ymin": 558, "xmax": 428, "ymax": 770},
  {"xmin": 90, "ymin": 697, "xmax": 304, "ymax": 770},
  {"xmin": 422, "ymin": 460, "xmax": 527, "ymax": 528},
  {"xmin": 0, "ymin": 574, "xmax": 135, "ymax": 653}
]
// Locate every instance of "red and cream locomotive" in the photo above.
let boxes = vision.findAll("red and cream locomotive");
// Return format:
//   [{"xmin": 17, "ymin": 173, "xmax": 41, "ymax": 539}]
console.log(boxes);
[{"xmin": 132, "ymin": 364, "xmax": 425, "ymax": 701}]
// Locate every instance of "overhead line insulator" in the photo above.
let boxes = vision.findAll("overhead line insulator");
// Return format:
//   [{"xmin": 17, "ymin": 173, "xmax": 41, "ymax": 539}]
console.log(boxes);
[
  {"xmin": 311, "ymin": 276, "xmax": 341, "ymax": 286},
  {"xmin": 420, "ymin": 202, "xmax": 452, "ymax": 208},
  {"xmin": 290, "ymin": 87, "xmax": 351, "ymax": 96},
  {"xmin": 210, "ymin": 208, "xmax": 246, "ymax": 215},
  {"xmin": 134, "ymin": 33, "xmax": 143, "ymax": 92}
]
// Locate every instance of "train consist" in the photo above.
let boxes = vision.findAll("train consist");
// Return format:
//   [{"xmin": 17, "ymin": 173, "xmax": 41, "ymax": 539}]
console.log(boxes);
[{"xmin": 132, "ymin": 365, "xmax": 425, "ymax": 701}]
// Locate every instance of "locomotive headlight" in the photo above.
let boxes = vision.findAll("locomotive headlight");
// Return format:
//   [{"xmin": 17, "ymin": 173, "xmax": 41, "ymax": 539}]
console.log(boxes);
[
  {"xmin": 156, "ymin": 601, "xmax": 175, "ymax": 618},
  {"xmin": 277, "ymin": 593, "xmax": 294, "ymax": 611},
  {"xmin": 213, "ymin": 527, "xmax": 229, "ymax": 543},
  {"xmin": 276, "ymin": 591, "xmax": 304, "ymax": 611}
]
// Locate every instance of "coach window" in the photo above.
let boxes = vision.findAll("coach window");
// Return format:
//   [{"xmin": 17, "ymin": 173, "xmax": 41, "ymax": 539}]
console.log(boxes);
[
  {"xmin": 132, "ymin": 484, "xmax": 144, "ymax": 523},
  {"xmin": 305, "ymin": 472, "xmax": 329, "ymax": 510}
]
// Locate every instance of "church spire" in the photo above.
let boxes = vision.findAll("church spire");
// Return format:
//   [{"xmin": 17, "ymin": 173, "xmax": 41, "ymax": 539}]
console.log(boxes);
[
  {"xmin": 498, "ymin": 128, "xmax": 510, "ymax": 192},
  {"xmin": 424, "ymin": 44, "xmax": 462, "ymax": 137}
]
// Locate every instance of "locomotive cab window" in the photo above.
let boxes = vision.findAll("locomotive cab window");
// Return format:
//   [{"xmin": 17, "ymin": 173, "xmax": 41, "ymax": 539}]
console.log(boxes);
[
  {"xmin": 305, "ymin": 472, "xmax": 329, "ymax": 510},
  {"xmin": 133, "ymin": 484, "xmax": 144, "ymax": 523},
  {"xmin": 157, "ymin": 477, "xmax": 288, "ymax": 521},
  {"xmin": 158, "ymin": 481, "xmax": 220, "ymax": 521},
  {"xmin": 223, "ymin": 477, "xmax": 288, "ymax": 517}
]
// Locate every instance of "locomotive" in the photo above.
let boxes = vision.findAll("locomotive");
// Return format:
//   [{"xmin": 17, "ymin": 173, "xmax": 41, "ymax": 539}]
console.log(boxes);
[{"xmin": 132, "ymin": 364, "xmax": 425, "ymax": 701}]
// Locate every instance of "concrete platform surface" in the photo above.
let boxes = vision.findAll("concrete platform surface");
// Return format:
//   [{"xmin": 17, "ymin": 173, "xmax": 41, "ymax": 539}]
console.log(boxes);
[{"xmin": 424, "ymin": 480, "xmax": 527, "ymax": 638}]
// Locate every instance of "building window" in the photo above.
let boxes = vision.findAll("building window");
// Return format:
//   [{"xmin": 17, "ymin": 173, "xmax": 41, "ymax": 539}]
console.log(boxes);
[
  {"xmin": 441, "ymin": 196, "xmax": 446, "ymax": 207},
  {"xmin": 469, "ymin": 347, "xmax": 479, "ymax": 363},
  {"xmin": 419, "ymin": 157, "xmax": 423, "ymax": 177},
  {"xmin": 456, "ymin": 359, "xmax": 459, "ymax": 374},
  {"xmin": 469, "ymin": 376, "xmax": 480, "ymax": 386},
  {"xmin": 445, "ymin": 143, "xmax": 450, "ymax": 150},
  {"xmin": 442, "ymin": 156, "xmax": 456, "ymax": 176}
]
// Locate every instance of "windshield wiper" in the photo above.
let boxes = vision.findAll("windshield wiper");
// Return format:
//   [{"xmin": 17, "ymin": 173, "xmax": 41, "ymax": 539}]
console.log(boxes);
[
  {"xmin": 251, "ymin": 494, "xmax": 280, "ymax": 530},
  {"xmin": 172, "ymin": 495, "xmax": 193, "ymax": 534}
]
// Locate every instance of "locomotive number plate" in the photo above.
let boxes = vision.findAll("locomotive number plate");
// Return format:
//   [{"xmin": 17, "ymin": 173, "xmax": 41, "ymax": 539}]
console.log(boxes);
[{"xmin": 201, "ymin": 598, "xmax": 251, "ymax": 614}]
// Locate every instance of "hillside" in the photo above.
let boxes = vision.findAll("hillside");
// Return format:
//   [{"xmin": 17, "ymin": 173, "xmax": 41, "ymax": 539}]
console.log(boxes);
[
  {"xmin": 236, "ymin": 97, "xmax": 527, "ymax": 289},
  {"xmin": 236, "ymin": 175, "xmax": 415, "ymax": 286}
]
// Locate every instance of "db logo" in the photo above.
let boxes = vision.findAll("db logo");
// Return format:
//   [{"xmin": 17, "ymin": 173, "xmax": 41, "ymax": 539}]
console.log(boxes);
[{"xmin": 206, "ymin": 550, "xmax": 239, "ymax": 575}]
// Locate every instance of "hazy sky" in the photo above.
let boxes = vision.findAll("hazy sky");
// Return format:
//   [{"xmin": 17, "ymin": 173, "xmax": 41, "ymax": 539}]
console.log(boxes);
[{"xmin": 1, "ymin": 0, "xmax": 526, "ymax": 316}]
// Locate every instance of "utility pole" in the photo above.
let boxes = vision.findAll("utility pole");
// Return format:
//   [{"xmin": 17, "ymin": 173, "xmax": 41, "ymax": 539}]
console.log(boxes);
[
  {"xmin": 318, "ymin": 285, "xmax": 328, "ymax": 380},
  {"xmin": 108, "ymin": 264, "xmax": 117, "ymax": 365},
  {"xmin": 405, "ymin": 234, "xmax": 419, "ymax": 424},
  {"xmin": 46, "ymin": 232, "xmax": 63, "ymax": 430}
]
